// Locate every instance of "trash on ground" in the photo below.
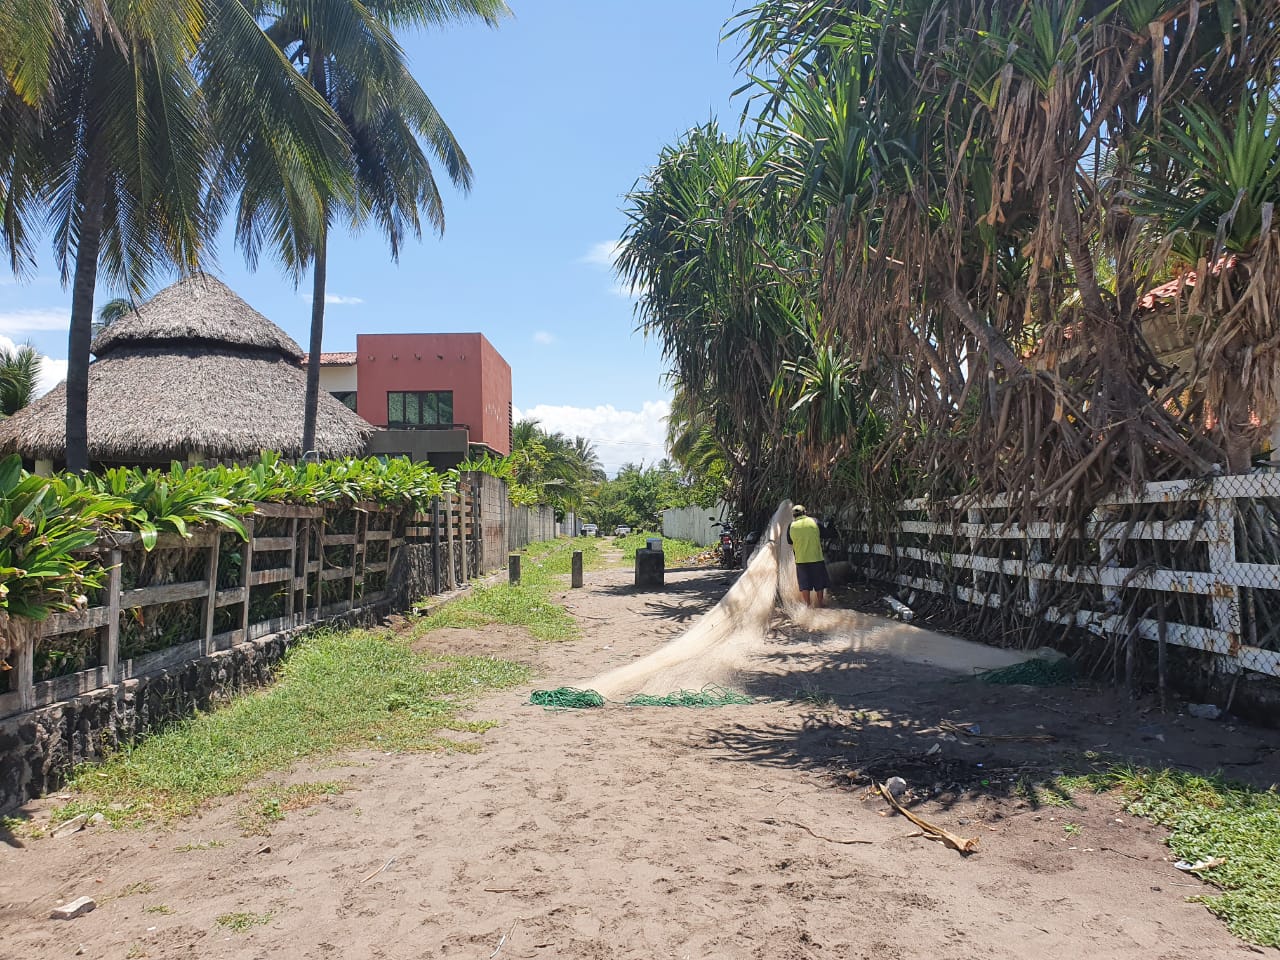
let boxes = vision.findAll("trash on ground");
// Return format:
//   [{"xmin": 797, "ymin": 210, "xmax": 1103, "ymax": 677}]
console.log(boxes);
[
  {"xmin": 1175, "ymin": 857, "xmax": 1226, "ymax": 873},
  {"xmin": 1185, "ymin": 703, "xmax": 1222, "ymax": 720},
  {"xmin": 50, "ymin": 897, "xmax": 96, "ymax": 920},
  {"xmin": 878, "ymin": 782, "xmax": 979, "ymax": 854}
]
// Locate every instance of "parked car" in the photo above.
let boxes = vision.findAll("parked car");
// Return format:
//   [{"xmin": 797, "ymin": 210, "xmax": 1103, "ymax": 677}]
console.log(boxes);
[
  {"xmin": 581, "ymin": 523, "xmax": 598, "ymax": 537},
  {"xmin": 614, "ymin": 525, "xmax": 632, "ymax": 536}
]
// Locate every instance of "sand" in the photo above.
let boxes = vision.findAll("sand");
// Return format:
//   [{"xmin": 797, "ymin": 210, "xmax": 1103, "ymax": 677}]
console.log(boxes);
[{"xmin": 1, "ymin": 555, "xmax": 1276, "ymax": 960}]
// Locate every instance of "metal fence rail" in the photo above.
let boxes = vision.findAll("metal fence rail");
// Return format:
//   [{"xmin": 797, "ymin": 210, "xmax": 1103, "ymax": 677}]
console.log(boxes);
[{"xmin": 847, "ymin": 472, "xmax": 1280, "ymax": 680}]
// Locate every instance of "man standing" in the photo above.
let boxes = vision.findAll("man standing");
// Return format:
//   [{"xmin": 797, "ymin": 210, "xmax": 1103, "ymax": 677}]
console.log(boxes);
[{"xmin": 787, "ymin": 504, "xmax": 829, "ymax": 607}]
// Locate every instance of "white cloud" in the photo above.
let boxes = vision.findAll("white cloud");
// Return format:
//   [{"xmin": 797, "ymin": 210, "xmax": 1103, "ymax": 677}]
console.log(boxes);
[
  {"xmin": 532, "ymin": 330, "xmax": 555, "ymax": 346},
  {"xmin": 513, "ymin": 400, "xmax": 671, "ymax": 476},
  {"xmin": 36, "ymin": 357, "xmax": 68, "ymax": 397},
  {"xmin": 581, "ymin": 241, "xmax": 621, "ymax": 268},
  {"xmin": 301, "ymin": 293, "xmax": 364, "ymax": 306},
  {"xmin": 0, "ymin": 334, "xmax": 67, "ymax": 398},
  {"xmin": 0, "ymin": 307, "xmax": 70, "ymax": 336}
]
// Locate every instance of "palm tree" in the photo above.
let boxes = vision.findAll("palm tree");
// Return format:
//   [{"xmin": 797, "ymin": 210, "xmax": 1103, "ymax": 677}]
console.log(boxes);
[
  {"xmin": 0, "ymin": 342, "xmax": 41, "ymax": 416},
  {"xmin": 0, "ymin": 1, "xmax": 352, "ymax": 471},
  {"xmin": 572, "ymin": 436, "xmax": 607, "ymax": 482},
  {"xmin": 217, "ymin": 0, "xmax": 510, "ymax": 456},
  {"xmin": 92, "ymin": 297, "xmax": 135, "ymax": 340}
]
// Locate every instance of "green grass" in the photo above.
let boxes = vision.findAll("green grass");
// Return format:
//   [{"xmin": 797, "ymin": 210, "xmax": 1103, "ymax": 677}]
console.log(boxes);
[
  {"xmin": 53, "ymin": 628, "xmax": 529, "ymax": 824},
  {"xmin": 240, "ymin": 781, "xmax": 345, "ymax": 834},
  {"xmin": 615, "ymin": 531, "xmax": 703, "ymax": 565},
  {"xmin": 216, "ymin": 911, "xmax": 273, "ymax": 933},
  {"xmin": 1065, "ymin": 767, "xmax": 1280, "ymax": 947},
  {"xmin": 415, "ymin": 537, "xmax": 597, "ymax": 641}
]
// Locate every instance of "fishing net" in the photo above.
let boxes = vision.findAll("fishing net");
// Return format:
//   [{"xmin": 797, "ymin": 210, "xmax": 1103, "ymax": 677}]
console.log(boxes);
[
  {"xmin": 975, "ymin": 658, "xmax": 1076, "ymax": 686},
  {"xmin": 624, "ymin": 684, "xmax": 755, "ymax": 707},
  {"xmin": 529, "ymin": 687, "xmax": 605, "ymax": 710}
]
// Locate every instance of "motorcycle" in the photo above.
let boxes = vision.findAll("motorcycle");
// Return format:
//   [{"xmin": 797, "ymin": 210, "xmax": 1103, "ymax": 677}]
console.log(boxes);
[{"xmin": 709, "ymin": 518, "xmax": 742, "ymax": 569}]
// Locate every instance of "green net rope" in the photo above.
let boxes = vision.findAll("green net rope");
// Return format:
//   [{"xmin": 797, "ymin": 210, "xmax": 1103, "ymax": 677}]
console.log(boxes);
[
  {"xmin": 976, "ymin": 658, "xmax": 1075, "ymax": 686},
  {"xmin": 529, "ymin": 687, "xmax": 606, "ymax": 709},
  {"xmin": 625, "ymin": 684, "xmax": 755, "ymax": 708},
  {"xmin": 529, "ymin": 684, "xmax": 754, "ymax": 710}
]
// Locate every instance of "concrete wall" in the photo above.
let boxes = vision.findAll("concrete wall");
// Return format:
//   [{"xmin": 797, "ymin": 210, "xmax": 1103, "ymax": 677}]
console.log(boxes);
[
  {"xmin": 366, "ymin": 428, "xmax": 470, "ymax": 471},
  {"xmin": 661, "ymin": 502, "xmax": 730, "ymax": 546},
  {"xmin": 318, "ymin": 364, "xmax": 357, "ymax": 394},
  {"xmin": 478, "ymin": 336, "xmax": 512, "ymax": 455}
]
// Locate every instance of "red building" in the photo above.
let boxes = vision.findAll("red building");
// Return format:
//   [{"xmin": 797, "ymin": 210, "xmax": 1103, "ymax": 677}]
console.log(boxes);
[{"xmin": 314, "ymin": 332, "xmax": 511, "ymax": 467}]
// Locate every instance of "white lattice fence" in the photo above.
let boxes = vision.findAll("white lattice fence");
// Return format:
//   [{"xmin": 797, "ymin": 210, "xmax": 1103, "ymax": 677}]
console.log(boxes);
[{"xmin": 848, "ymin": 473, "xmax": 1280, "ymax": 679}]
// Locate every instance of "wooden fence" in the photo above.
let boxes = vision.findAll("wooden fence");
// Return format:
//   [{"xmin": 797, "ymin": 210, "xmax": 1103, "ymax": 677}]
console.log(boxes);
[
  {"xmin": 0, "ymin": 477, "xmax": 554, "ymax": 722},
  {"xmin": 847, "ymin": 472, "xmax": 1280, "ymax": 680}
]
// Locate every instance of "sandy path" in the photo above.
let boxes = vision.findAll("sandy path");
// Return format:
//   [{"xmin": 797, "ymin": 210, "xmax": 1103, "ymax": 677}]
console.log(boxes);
[{"xmin": 1, "ymin": 562, "xmax": 1275, "ymax": 960}]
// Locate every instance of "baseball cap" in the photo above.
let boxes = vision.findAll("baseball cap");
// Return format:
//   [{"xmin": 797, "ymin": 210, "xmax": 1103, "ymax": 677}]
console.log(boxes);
[{"xmin": 792, "ymin": 504, "xmax": 806, "ymax": 516}]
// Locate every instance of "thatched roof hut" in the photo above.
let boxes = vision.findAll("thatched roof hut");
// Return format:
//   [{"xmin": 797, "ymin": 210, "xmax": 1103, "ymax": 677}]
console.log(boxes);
[{"xmin": 0, "ymin": 276, "xmax": 373, "ymax": 466}]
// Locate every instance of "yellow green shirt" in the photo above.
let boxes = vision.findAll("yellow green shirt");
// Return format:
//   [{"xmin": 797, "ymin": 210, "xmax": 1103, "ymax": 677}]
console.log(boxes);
[{"xmin": 788, "ymin": 516, "xmax": 823, "ymax": 564}]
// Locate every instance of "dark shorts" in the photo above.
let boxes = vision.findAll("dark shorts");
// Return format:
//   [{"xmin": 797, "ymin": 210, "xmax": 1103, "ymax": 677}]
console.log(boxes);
[{"xmin": 796, "ymin": 561, "xmax": 829, "ymax": 592}]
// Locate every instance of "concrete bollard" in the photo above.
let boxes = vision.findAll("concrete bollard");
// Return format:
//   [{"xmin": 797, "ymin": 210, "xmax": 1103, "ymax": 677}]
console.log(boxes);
[
  {"xmin": 635, "ymin": 548, "xmax": 664, "ymax": 588},
  {"xmin": 509, "ymin": 554, "xmax": 521, "ymax": 585},
  {"xmin": 571, "ymin": 550, "xmax": 584, "ymax": 588}
]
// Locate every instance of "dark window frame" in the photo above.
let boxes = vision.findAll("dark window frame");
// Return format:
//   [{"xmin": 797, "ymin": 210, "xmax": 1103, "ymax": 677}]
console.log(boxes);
[
  {"xmin": 387, "ymin": 389, "xmax": 454, "ymax": 427},
  {"xmin": 330, "ymin": 390, "xmax": 358, "ymax": 412}
]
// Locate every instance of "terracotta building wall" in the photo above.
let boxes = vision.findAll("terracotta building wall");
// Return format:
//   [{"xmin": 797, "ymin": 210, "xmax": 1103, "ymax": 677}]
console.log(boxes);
[{"xmin": 354, "ymin": 333, "xmax": 511, "ymax": 454}]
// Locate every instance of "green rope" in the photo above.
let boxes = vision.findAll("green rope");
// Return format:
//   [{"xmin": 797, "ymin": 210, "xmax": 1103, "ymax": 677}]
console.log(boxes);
[
  {"xmin": 624, "ymin": 684, "xmax": 754, "ymax": 708},
  {"xmin": 530, "ymin": 687, "xmax": 605, "ymax": 710},
  {"xmin": 976, "ymin": 658, "xmax": 1075, "ymax": 686},
  {"xmin": 529, "ymin": 683, "xmax": 755, "ymax": 710}
]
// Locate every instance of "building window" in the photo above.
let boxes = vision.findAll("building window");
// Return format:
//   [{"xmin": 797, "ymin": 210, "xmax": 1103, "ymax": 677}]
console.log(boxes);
[
  {"xmin": 330, "ymin": 391, "xmax": 357, "ymax": 412},
  {"xmin": 388, "ymin": 390, "xmax": 454, "ymax": 427}
]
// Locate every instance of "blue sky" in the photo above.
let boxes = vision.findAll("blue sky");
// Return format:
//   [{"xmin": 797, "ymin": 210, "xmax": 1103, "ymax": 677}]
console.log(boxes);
[{"xmin": 0, "ymin": 1, "xmax": 750, "ymax": 473}]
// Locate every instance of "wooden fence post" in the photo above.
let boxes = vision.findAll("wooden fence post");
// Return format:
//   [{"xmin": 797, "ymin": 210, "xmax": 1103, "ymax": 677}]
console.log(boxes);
[
  {"xmin": 202, "ymin": 538, "xmax": 218, "ymax": 655},
  {"xmin": 443, "ymin": 494, "xmax": 456, "ymax": 591},
  {"xmin": 286, "ymin": 518, "xmax": 298, "ymax": 624},
  {"xmin": 1207, "ymin": 498, "xmax": 1242, "ymax": 668},
  {"xmin": 239, "ymin": 516, "xmax": 255, "ymax": 640},
  {"xmin": 463, "ymin": 488, "xmax": 474, "ymax": 582},
  {"xmin": 430, "ymin": 499, "xmax": 440, "ymax": 599},
  {"xmin": 105, "ymin": 547, "xmax": 122, "ymax": 681},
  {"xmin": 15, "ymin": 628, "xmax": 34, "ymax": 712}
]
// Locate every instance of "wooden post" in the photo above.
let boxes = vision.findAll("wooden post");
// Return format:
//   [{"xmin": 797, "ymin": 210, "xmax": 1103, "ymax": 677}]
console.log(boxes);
[
  {"xmin": 459, "ymin": 489, "xmax": 472, "ymax": 583},
  {"xmin": 349, "ymin": 509, "xmax": 363, "ymax": 612},
  {"xmin": 240, "ymin": 516, "xmax": 255, "ymax": 639},
  {"xmin": 443, "ymin": 494, "xmax": 456, "ymax": 590},
  {"xmin": 1207, "ymin": 498, "xmax": 1242, "ymax": 668},
  {"xmin": 571, "ymin": 550, "xmax": 583, "ymax": 588},
  {"xmin": 202, "ymin": 538, "xmax": 218, "ymax": 655},
  {"xmin": 315, "ymin": 514, "xmax": 325, "ymax": 619},
  {"xmin": 105, "ymin": 548, "xmax": 122, "ymax": 680},
  {"xmin": 286, "ymin": 517, "xmax": 298, "ymax": 624},
  {"xmin": 430, "ymin": 496, "xmax": 441, "ymax": 596},
  {"xmin": 509, "ymin": 554, "xmax": 521, "ymax": 585},
  {"xmin": 15, "ymin": 625, "xmax": 35, "ymax": 711}
]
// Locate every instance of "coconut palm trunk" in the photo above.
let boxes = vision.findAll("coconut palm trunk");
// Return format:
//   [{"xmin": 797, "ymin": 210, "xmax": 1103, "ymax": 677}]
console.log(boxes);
[
  {"xmin": 64, "ymin": 145, "xmax": 108, "ymax": 472},
  {"xmin": 302, "ymin": 215, "xmax": 328, "ymax": 454}
]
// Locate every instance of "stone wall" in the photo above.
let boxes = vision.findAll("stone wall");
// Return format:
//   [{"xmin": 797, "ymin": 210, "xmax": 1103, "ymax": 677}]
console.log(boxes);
[{"xmin": 0, "ymin": 632, "xmax": 296, "ymax": 814}]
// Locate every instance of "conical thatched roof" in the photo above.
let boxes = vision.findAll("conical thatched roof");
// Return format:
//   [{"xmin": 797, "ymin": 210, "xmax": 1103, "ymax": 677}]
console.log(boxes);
[
  {"xmin": 91, "ymin": 276, "xmax": 305, "ymax": 361},
  {"xmin": 0, "ymin": 275, "xmax": 373, "ymax": 464}
]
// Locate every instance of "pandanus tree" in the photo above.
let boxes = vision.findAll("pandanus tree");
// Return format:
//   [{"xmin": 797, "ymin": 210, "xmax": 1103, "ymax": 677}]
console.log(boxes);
[
  {"xmin": 731, "ymin": 0, "xmax": 1280, "ymax": 503},
  {"xmin": 215, "ymin": 0, "xmax": 510, "ymax": 456},
  {"xmin": 0, "ymin": 1, "xmax": 352, "ymax": 471}
]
